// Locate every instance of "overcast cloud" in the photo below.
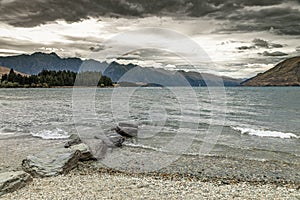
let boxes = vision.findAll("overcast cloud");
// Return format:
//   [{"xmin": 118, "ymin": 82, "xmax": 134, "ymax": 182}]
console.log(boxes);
[{"xmin": 0, "ymin": 0, "xmax": 299, "ymax": 78}]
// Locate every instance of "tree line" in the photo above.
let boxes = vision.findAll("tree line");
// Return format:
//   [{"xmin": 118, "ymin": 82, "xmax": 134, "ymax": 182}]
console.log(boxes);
[{"xmin": 0, "ymin": 69, "xmax": 113, "ymax": 88}]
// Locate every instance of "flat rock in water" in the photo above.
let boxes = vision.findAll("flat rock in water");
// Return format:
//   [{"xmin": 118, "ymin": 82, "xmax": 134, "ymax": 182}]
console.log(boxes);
[
  {"xmin": 65, "ymin": 132, "xmax": 125, "ymax": 148},
  {"xmin": 116, "ymin": 123, "xmax": 138, "ymax": 138},
  {"xmin": 22, "ymin": 147, "xmax": 81, "ymax": 178},
  {"xmin": 0, "ymin": 171, "xmax": 32, "ymax": 196}
]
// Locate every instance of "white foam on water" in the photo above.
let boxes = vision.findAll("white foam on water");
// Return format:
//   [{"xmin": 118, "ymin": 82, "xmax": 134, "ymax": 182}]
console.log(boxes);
[
  {"xmin": 31, "ymin": 128, "xmax": 70, "ymax": 140},
  {"xmin": 0, "ymin": 131, "xmax": 15, "ymax": 136},
  {"xmin": 232, "ymin": 126, "xmax": 299, "ymax": 139},
  {"xmin": 0, "ymin": 128, "xmax": 17, "ymax": 135},
  {"xmin": 124, "ymin": 143, "xmax": 163, "ymax": 152}
]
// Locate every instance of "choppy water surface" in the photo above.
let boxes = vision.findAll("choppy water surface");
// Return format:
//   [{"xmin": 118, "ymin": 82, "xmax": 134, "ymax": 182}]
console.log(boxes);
[{"xmin": 0, "ymin": 87, "xmax": 299, "ymax": 165}]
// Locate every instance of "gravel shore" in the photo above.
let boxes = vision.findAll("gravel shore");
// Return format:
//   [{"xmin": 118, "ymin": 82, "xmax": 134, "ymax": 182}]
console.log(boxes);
[
  {"xmin": 1, "ymin": 136, "xmax": 300, "ymax": 199},
  {"xmin": 2, "ymin": 165, "xmax": 300, "ymax": 200}
]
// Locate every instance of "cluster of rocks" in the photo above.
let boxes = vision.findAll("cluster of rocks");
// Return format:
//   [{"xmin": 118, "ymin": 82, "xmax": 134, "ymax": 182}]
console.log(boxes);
[{"xmin": 0, "ymin": 122, "xmax": 138, "ymax": 197}]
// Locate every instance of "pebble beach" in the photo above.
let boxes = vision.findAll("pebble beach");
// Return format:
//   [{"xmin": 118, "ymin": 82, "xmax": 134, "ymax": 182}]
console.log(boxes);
[
  {"xmin": 3, "ymin": 167, "xmax": 300, "ymax": 200},
  {"xmin": 1, "ymin": 136, "xmax": 300, "ymax": 199}
]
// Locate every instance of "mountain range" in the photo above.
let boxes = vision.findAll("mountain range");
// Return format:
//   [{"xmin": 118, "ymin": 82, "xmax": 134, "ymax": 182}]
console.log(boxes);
[
  {"xmin": 0, "ymin": 52, "xmax": 242, "ymax": 87},
  {"xmin": 3, "ymin": 52, "xmax": 299, "ymax": 87}
]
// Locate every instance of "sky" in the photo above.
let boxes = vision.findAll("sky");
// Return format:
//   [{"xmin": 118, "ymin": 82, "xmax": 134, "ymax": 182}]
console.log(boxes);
[{"xmin": 0, "ymin": 0, "xmax": 300, "ymax": 78}]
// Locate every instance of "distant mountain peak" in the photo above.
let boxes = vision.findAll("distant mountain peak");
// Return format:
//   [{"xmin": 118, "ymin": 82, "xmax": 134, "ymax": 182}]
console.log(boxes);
[
  {"xmin": 31, "ymin": 52, "xmax": 60, "ymax": 58},
  {"xmin": 0, "ymin": 52, "xmax": 82, "ymax": 74},
  {"xmin": 243, "ymin": 56, "xmax": 300, "ymax": 86},
  {"xmin": 49, "ymin": 52, "xmax": 59, "ymax": 57}
]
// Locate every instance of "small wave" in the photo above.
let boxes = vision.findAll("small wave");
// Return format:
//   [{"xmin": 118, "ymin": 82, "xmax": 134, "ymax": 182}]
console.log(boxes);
[
  {"xmin": 232, "ymin": 126, "xmax": 299, "ymax": 139},
  {"xmin": 31, "ymin": 128, "xmax": 70, "ymax": 140},
  {"xmin": 125, "ymin": 143, "xmax": 190, "ymax": 155},
  {"xmin": 0, "ymin": 96, "xmax": 31, "ymax": 100},
  {"xmin": 124, "ymin": 143, "xmax": 163, "ymax": 152},
  {"xmin": 124, "ymin": 143, "xmax": 207, "ymax": 156}
]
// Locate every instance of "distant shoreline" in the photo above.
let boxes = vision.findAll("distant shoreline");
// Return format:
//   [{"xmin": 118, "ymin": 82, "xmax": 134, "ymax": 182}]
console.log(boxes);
[
  {"xmin": 0, "ymin": 85, "xmax": 117, "ymax": 89},
  {"xmin": 1, "ymin": 85, "xmax": 300, "ymax": 89}
]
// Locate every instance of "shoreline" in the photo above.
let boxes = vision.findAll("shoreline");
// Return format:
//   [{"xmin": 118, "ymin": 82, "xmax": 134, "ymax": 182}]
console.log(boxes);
[
  {"xmin": 1, "ymin": 136, "xmax": 300, "ymax": 185},
  {"xmin": 0, "ymin": 85, "xmax": 116, "ymax": 89},
  {"xmin": 0, "ymin": 136, "xmax": 299, "ymax": 198}
]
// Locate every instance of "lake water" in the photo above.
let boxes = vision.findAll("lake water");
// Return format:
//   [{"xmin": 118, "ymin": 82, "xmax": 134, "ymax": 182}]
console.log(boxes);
[{"xmin": 0, "ymin": 87, "xmax": 299, "ymax": 166}]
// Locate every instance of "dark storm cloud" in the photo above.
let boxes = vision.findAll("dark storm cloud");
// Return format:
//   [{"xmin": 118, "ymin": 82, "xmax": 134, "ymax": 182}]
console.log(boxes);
[
  {"xmin": 62, "ymin": 35, "xmax": 104, "ymax": 44},
  {"xmin": 219, "ymin": 6, "xmax": 300, "ymax": 35},
  {"xmin": 0, "ymin": 35, "xmax": 98, "ymax": 55},
  {"xmin": 1, "ymin": 0, "xmax": 300, "ymax": 35},
  {"xmin": 270, "ymin": 43, "xmax": 284, "ymax": 48},
  {"xmin": 236, "ymin": 39, "xmax": 284, "ymax": 51},
  {"xmin": 260, "ymin": 51, "xmax": 288, "ymax": 57},
  {"xmin": 252, "ymin": 39, "xmax": 283, "ymax": 48},
  {"xmin": 0, "ymin": 36, "xmax": 41, "ymax": 49},
  {"xmin": 0, "ymin": 0, "xmax": 146, "ymax": 27},
  {"xmin": 89, "ymin": 44, "xmax": 106, "ymax": 52},
  {"xmin": 237, "ymin": 46, "xmax": 255, "ymax": 50},
  {"xmin": 253, "ymin": 39, "xmax": 269, "ymax": 48}
]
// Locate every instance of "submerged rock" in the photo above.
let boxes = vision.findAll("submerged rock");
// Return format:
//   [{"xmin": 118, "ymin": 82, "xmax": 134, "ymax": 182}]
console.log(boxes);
[
  {"xmin": 94, "ymin": 132, "xmax": 125, "ymax": 148},
  {"xmin": 107, "ymin": 132, "xmax": 125, "ymax": 147},
  {"xmin": 22, "ymin": 147, "xmax": 81, "ymax": 178},
  {"xmin": 118, "ymin": 122, "xmax": 138, "ymax": 129},
  {"xmin": 83, "ymin": 139, "xmax": 108, "ymax": 160},
  {"xmin": 0, "ymin": 171, "xmax": 32, "ymax": 196}
]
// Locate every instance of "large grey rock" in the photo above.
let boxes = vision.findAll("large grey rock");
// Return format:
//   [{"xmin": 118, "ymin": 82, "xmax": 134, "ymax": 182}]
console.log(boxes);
[
  {"xmin": 0, "ymin": 171, "xmax": 32, "ymax": 196},
  {"xmin": 22, "ymin": 147, "xmax": 81, "ymax": 178}
]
